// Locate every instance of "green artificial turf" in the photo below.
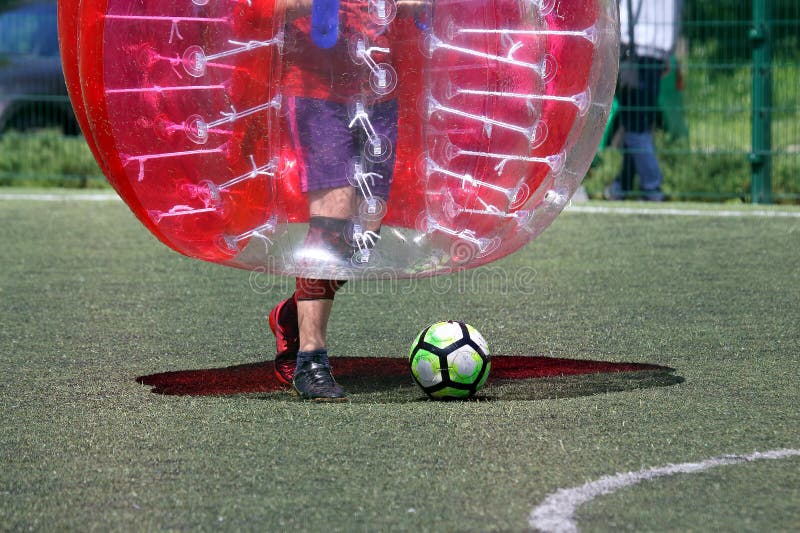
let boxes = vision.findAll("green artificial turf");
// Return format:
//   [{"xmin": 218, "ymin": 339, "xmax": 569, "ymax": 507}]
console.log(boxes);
[{"xmin": 1, "ymin": 196, "xmax": 798, "ymax": 531}]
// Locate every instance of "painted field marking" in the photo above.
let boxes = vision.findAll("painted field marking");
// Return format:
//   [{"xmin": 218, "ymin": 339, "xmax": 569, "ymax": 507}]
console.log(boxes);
[
  {"xmin": 2, "ymin": 193, "xmax": 799, "ymax": 219},
  {"xmin": 567, "ymin": 204, "xmax": 800, "ymax": 218},
  {"xmin": 529, "ymin": 448, "xmax": 800, "ymax": 533},
  {"xmin": 0, "ymin": 193, "xmax": 800, "ymax": 222}
]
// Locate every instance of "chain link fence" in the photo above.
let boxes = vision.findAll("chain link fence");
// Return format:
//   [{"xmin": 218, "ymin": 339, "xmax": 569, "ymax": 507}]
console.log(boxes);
[
  {"xmin": 1, "ymin": 0, "xmax": 798, "ymax": 202},
  {"xmin": 589, "ymin": 0, "xmax": 800, "ymax": 203}
]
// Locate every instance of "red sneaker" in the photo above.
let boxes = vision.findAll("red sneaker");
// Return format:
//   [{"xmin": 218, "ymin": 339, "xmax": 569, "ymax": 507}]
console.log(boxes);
[{"xmin": 268, "ymin": 295, "xmax": 299, "ymax": 385}]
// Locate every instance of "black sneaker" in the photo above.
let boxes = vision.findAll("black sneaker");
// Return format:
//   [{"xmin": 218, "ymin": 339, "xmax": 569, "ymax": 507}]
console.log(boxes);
[{"xmin": 293, "ymin": 358, "xmax": 348, "ymax": 402}]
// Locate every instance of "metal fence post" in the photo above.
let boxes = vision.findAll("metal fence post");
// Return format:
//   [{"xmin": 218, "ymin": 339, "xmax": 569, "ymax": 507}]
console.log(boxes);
[{"xmin": 749, "ymin": 0, "xmax": 772, "ymax": 204}]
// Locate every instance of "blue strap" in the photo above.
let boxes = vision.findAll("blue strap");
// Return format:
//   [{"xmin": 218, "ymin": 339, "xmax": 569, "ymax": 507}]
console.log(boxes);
[
  {"xmin": 310, "ymin": 0, "xmax": 340, "ymax": 49},
  {"xmin": 415, "ymin": 2, "xmax": 433, "ymax": 31}
]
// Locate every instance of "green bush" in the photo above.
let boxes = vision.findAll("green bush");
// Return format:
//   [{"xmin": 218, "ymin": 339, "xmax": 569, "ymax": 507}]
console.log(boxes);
[
  {"xmin": 0, "ymin": 129, "xmax": 106, "ymax": 188},
  {"xmin": 684, "ymin": 0, "xmax": 800, "ymax": 65}
]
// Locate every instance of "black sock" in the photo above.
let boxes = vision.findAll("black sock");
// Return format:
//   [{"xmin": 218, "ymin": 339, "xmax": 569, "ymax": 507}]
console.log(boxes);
[
  {"xmin": 305, "ymin": 216, "xmax": 353, "ymax": 260},
  {"xmin": 308, "ymin": 216, "xmax": 348, "ymax": 234}
]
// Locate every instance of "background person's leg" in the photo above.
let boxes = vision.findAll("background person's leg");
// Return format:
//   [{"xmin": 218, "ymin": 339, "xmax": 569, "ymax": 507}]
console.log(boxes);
[
  {"xmin": 613, "ymin": 131, "xmax": 663, "ymax": 201},
  {"xmin": 634, "ymin": 57, "xmax": 666, "ymax": 200},
  {"xmin": 623, "ymin": 131, "xmax": 664, "ymax": 201},
  {"xmin": 607, "ymin": 85, "xmax": 638, "ymax": 200},
  {"xmin": 620, "ymin": 81, "xmax": 640, "ymax": 195},
  {"xmin": 611, "ymin": 57, "xmax": 665, "ymax": 200},
  {"xmin": 619, "ymin": 139, "xmax": 637, "ymax": 196}
]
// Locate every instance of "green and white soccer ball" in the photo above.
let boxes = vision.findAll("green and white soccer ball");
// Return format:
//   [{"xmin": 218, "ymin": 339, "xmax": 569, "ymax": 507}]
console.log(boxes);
[{"xmin": 409, "ymin": 321, "xmax": 490, "ymax": 400}]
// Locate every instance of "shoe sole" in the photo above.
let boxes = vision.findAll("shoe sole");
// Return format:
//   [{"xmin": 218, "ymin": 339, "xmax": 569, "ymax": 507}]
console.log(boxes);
[{"xmin": 289, "ymin": 387, "xmax": 349, "ymax": 402}]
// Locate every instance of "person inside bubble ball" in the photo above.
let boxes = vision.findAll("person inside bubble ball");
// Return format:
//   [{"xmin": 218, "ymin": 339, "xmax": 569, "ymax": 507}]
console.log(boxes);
[{"xmin": 268, "ymin": 0, "xmax": 425, "ymax": 401}]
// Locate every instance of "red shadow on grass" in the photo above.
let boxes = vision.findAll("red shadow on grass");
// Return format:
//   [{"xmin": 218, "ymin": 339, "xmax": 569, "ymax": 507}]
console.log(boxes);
[{"xmin": 136, "ymin": 356, "xmax": 675, "ymax": 396}]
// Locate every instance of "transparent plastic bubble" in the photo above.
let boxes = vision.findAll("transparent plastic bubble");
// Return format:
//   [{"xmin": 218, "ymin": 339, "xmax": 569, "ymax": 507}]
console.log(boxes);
[
  {"xmin": 359, "ymin": 196, "xmax": 387, "ymax": 221},
  {"xmin": 368, "ymin": 0, "xmax": 397, "ymax": 26},
  {"xmin": 369, "ymin": 63, "xmax": 398, "ymax": 96},
  {"xmin": 63, "ymin": 0, "xmax": 620, "ymax": 279},
  {"xmin": 532, "ymin": 0, "xmax": 558, "ymax": 16},
  {"xmin": 182, "ymin": 45, "xmax": 207, "ymax": 78},
  {"xmin": 509, "ymin": 183, "xmax": 531, "ymax": 210},
  {"xmin": 363, "ymin": 134, "xmax": 393, "ymax": 164},
  {"xmin": 184, "ymin": 115, "xmax": 209, "ymax": 144}
]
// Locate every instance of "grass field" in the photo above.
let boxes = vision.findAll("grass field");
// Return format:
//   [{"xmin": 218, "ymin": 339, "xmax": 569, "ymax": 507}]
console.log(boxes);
[{"xmin": 1, "ymin": 192, "xmax": 799, "ymax": 531}]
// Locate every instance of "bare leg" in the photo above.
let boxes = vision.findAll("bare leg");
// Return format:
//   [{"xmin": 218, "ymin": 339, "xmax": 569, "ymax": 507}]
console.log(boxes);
[
  {"xmin": 299, "ymin": 186, "xmax": 355, "ymax": 353},
  {"xmin": 288, "ymin": 186, "xmax": 356, "ymax": 400},
  {"xmin": 297, "ymin": 298, "xmax": 333, "ymax": 352},
  {"xmin": 308, "ymin": 186, "xmax": 355, "ymax": 219},
  {"xmin": 309, "ymin": 187, "xmax": 383, "ymax": 231}
]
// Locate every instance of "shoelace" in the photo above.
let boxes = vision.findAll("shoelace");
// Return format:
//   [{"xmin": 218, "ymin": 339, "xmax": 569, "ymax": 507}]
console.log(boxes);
[{"xmin": 298, "ymin": 363, "xmax": 340, "ymax": 391}]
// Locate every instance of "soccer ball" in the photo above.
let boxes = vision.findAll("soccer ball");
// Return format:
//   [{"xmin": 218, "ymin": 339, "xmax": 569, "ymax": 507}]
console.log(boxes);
[{"xmin": 409, "ymin": 321, "xmax": 490, "ymax": 400}]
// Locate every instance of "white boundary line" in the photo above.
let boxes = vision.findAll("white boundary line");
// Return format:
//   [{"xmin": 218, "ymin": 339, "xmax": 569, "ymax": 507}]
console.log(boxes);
[
  {"xmin": 2, "ymin": 193, "xmax": 798, "ymax": 219},
  {"xmin": 567, "ymin": 204, "xmax": 800, "ymax": 218},
  {"xmin": 529, "ymin": 448, "xmax": 800, "ymax": 533}
]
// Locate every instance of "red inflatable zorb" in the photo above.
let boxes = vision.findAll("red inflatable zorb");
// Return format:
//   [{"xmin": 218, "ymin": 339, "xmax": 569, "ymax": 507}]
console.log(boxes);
[{"xmin": 59, "ymin": 0, "xmax": 619, "ymax": 279}]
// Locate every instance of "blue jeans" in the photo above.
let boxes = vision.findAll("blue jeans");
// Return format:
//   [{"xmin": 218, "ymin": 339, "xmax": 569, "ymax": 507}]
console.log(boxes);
[{"xmin": 614, "ymin": 56, "xmax": 665, "ymax": 200}]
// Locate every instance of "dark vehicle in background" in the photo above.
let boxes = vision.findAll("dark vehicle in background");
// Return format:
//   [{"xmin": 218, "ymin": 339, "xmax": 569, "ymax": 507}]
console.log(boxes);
[{"xmin": 0, "ymin": 0, "xmax": 79, "ymax": 134}]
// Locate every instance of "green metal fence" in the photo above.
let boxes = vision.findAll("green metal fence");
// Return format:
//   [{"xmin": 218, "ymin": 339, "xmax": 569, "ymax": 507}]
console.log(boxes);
[
  {"xmin": 1, "ymin": 0, "xmax": 799, "ymax": 202},
  {"xmin": 590, "ymin": 0, "xmax": 800, "ymax": 203}
]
